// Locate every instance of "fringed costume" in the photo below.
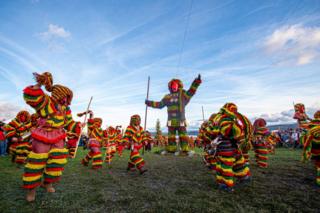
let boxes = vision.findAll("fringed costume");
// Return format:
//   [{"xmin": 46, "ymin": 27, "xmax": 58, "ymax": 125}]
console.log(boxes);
[
  {"xmin": 197, "ymin": 118, "xmax": 217, "ymax": 171},
  {"xmin": 204, "ymin": 103, "xmax": 251, "ymax": 191},
  {"xmin": 253, "ymin": 118, "xmax": 273, "ymax": 168},
  {"xmin": 143, "ymin": 131, "xmax": 153, "ymax": 152},
  {"xmin": 80, "ymin": 112, "xmax": 104, "ymax": 169},
  {"xmin": 22, "ymin": 72, "xmax": 80, "ymax": 202},
  {"xmin": 123, "ymin": 115, "xmax": 147, "ymax": 174},
  {"xmin": 294, "ymin": 106, "xmax": 320, "ymax": 186},
  {"xmin": 4, "ymin": 111, "xmax": 32, "ymax": 165},
  {"xmin": 104, "ymin": 126, "xmax": 117, "ymax": 165},
  {"xmin": 145, "ymin": 75, "xmax": 201, "ymax": 154},
  {"xmin": 66, "ymin": 123, "xmax": 81, "ymax": 158},
  {"xmin": 116, "ymin": 127, "xmax": 125, "ymax": 157}
]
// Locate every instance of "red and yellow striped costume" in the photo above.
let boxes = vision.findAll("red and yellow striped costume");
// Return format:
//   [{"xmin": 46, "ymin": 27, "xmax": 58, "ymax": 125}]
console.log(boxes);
[
  {"xmin": 116, "ymin": 128, "xmax": 125, "ymax": 157},
  {"xmin": 22, "ymin": 72, "xmax": 79, "ymax": 191},
  {"xmin": 123, "ymin": 115, "xmax": 147, "ymax": 173},
  {"xmin": 253, "ymin": 118, "xmax": 272, "ymax": 168},
  {"xmin": 197, "ymin": 118, "xmax": 217, "ymax": 171},
  {"xmin": 104, "ymin": 126, "xmax": 117, "ymax": 164},
  {"xmin": 81, "ymin": 118, "xmax": 104, "ymax": 169},
  {"xmin": 142, "ymin": 131, "xmax": 153, "ymax": 151},
  {"xmin": 204, "ymin": 103, "xmax": 251, "ymax": 190},
  {"xmin": 66, "ymin": 123, "xmax": 81, "ymax": 158},
  {"xmin": 4, "ymin": 111, "xmax": 32, "ymax": 165}
]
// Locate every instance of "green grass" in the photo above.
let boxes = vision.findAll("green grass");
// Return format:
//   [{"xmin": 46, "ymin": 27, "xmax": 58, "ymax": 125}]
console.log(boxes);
[{"xmin": 0, "ymin": 148, "xmax": 319, "ymax": 213}]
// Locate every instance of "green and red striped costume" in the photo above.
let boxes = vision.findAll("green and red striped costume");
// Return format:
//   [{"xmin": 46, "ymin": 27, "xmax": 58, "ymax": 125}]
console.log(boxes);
[
  {"xmin": 104, "ymin": 126, "xmax": 117, "ymax": 164},
  {"xmin": 253, "ymin": 118, "xmax": 271, "ymax": 168},
  {"xmin": 81, "ymin": 118, "xmax": 104, "ymax": 169},
  {"xmin": 123, "ymin": 118, "xmax": 146, "ymax": 172},
  {"xmin": 146, "ymin": 77, "xmax": 201, "ymax": 153},
  {"xmin": 4, "ymin": 112, "xmax": 32, "ymax": 165},
  {"xmin": 204, "ymin": 103, "xmax": 251, "ymax": 190}
]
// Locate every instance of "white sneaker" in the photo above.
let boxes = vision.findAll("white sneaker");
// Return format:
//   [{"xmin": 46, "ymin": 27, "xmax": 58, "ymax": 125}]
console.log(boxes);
[
  {"xmin": 174, "ymin": 151, "xmax": 180, "ymax": 156},
  {"xmin": 161, "ymin": 150, "xmax": 167, "ymax": 155},
  {"xmin": 188, "ymin": 150, "xmax": 195, "ymax": 157}
]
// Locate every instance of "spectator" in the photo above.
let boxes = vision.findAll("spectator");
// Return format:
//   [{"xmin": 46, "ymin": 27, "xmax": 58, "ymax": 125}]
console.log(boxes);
[{"xmin": 0, "ymin": 122, "xmax": 7, "ymax": 156}]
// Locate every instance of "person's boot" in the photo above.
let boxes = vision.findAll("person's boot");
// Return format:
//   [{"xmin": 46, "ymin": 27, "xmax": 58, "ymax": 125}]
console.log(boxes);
[
  {"xmin": 81, "ymin": 159, "xmax": 88, "ymax": 166},
  {"xmin": 11, "ymin": 154, "xmax": 16, "ymax": 163},
  {"xmin": 26, "ymin": 189, "xmax": 36, "ymax": 202}
]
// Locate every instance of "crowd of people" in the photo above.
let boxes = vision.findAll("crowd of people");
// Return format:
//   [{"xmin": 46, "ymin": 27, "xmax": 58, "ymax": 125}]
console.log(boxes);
[{"xmin": 274, "ymin": 128, "xmax": 303, "ymax": 148}]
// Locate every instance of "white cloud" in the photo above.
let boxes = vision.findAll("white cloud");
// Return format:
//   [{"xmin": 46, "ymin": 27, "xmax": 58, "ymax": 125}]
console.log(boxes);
[
  {"xmin": 0, "ymin": 102, "xmax": 29, "ymax": 122},
  {"xmin": 297, "ymin": 52, "xmax": 316, "ymax": 65},
  {"xmin": 264, "ymin": 24, "xmax": 320, "ymax": 65},
  {"xmin": 39, "ymin": 24, "xmax": 71, "ymax": 40},
  {"xmin": 253, "ymin": 102, "xmax": 320, "ymax": 125}
]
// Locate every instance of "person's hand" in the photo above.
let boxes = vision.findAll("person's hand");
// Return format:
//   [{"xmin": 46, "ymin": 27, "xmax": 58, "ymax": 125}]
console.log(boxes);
[
  {"xmin": 197, "ymin": 74, "xmax": 201, "ymax": 81},
  {"xmin": 81, "ymin": 123, "xmax": 86, "ymax": 128}
]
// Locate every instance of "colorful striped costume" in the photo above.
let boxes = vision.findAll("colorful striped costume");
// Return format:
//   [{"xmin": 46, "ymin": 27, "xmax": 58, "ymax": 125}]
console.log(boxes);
[
  {"xmin": 236, "ymin": 113, "xmax": 253, "ymax": 167},
  {"xmin": 66, "ymin": 122, "xmax": 81, "ymax": 158},
  {"xmin": 116, "ymin": 128, "xmax": 125, "ymax": 157},
  {"xmin": 104, "ymin": 126, "xmax": 117, "ymax": 164},
  {"xmin": 204, "ymin": 103, "xmax": 251, "ymax": 191},
  {"xmin": 81, "ymin": 117, "xmax": 104, "ymax": 169},
  {"xmin": 253, "ymin": 118, "xmax": 272, "ymax": 168},
  {"xmin": 143, "ymin": 131, "xmax": 153, "ymax": 151},
  {"xmin": 22, "ymin": 72, "xmax": 80, "ymax": 202},
  {"xmin": 123, "ymin": 115, "xmax": 147, "ymax": 174},
  {"xmin": 197, "ymin": 119, "xmax": 217, "ymax": 171},
  {"xmin": 4, "ymin": 111, "xmax": 32, "ymax": 165},
  {"xmin": 293, "ymin": 103, "xmax": 313, "ymax": 146},
  {"xmin": 299, "ymin": 111, "xmax": 320, "ymax": 186},
  {"xmin": 146, "ymin": 75, "xmax": 201, "ymax": 153}
]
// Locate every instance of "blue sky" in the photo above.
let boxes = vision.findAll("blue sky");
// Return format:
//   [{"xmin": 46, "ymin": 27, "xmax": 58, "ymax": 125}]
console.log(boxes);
[{"xmin": 0, "ymin": 0, "xmax": 320, "ymax": 130}]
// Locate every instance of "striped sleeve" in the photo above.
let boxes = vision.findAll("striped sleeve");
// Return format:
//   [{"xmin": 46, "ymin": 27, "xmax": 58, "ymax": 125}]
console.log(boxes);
[
  {"xmin": 219, "ymin": 116, "xmax": 243, "ymax": 140},
  {"xmin": 184, "ymin": 78, "xmax": 201, "ymax": 100},
  {"xmin": 3, "ymin": 120, "xmax": 18, "ymax": 138},
  {"xmin": 64, "ymin": 107, "xmax": 81, "ymax": 136},
  {"xmin": 146, "ymin": 95, "xmax": 168, "ymax": 109},
  {"xmin": 87, "ymin": 118, "xmax": 94, "ymax": 130},
  {"xmin": 123, "ymin": 126, "xmax": 135, "ymax": 143},
  {"xmin": 302, "ymin": 130, "xmax": 313, "ymax": 161},
  {"xmin": 142, "ymin": 131, "xmax": 151, "ymax": 144},
  {"xmin": 23, "ymin": 86, "xmax": 49, "ymax": 112}
]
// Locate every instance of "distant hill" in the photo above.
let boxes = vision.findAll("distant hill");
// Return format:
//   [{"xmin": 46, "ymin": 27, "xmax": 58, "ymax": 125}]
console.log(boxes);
[
  {"xmin": 267, "ymin": 123, "xmax": 298, "ymax": 131},
  {"xmin": 150, "ymin": 123, "xmax": 298, "ymax": 136}
]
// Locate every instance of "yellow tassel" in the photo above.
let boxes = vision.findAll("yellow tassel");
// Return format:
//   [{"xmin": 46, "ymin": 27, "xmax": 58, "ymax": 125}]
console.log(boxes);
[
  {"xmin": 44, "ymin": 170, "xmax": 62, "ymax": 177},
  {"xmin": 134, "ymin": 158, "xmax": 144, "ymax": 165},
  {"xmin": 25, "ymin": 162, "xmax": 46, "ymax": 170},
  {"xmin": 234, "ymin": 167, "xmax": 250, "ymax": 176},
  {"xmin": 92, "ymin": 162, "xmax": 102, "ymax": 166},
  {"xmin": 216, "ymin": 176, "xmax": 233, "ymax": 185},
  {"xmin": 218, "ymin": 157, "xmax": 234, "ymax": 163},
  {"xmin": 28, "ymin": 152, "xmax": 49, "ymax": 159},
  {"xmin": 47, "ymin": 158, "xmax": 67, "ymax": 165},
  {"xmin": 93, "ymin": 154, "xmax": 102, "ymax": 158},
  {"xmin": 23, "ymin": 175, "xmax": 42, "ymax": 182}
]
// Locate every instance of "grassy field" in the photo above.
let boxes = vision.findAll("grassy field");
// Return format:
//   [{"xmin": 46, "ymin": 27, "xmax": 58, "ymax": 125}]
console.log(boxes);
[{"xmin": 0, "ymin": 147, "xmax": 319, "ymax": 213}]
